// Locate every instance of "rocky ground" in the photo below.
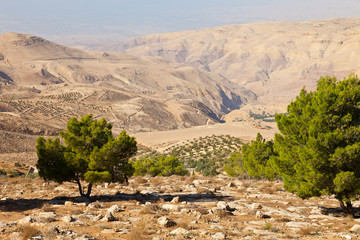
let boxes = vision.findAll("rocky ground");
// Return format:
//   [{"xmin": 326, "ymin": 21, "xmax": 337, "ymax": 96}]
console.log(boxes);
[{"xmin": 0, "ymin": 175, "xmax": 360, "ymax": 240}]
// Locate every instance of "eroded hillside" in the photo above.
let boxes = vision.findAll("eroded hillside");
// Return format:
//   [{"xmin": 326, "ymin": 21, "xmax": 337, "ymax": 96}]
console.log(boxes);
[
  {"xmin": 119, "ymin": 18, "xmax": 360, "ymax": 111},
  {"xmin": 0, "ymin": 32, "xmax": 256, "ymax": 154}
]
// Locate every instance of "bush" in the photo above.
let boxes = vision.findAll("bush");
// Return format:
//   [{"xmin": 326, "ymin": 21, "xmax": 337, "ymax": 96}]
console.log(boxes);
[{"xmin": 133, "ymin": 155, "xmax": 189, "ymax": 177}]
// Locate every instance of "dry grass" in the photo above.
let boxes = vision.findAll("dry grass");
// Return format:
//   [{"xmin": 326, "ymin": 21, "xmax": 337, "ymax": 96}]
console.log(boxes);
[
  {"xmin": 140, "ymin": 204, "xmax": 168, "ymax": 215},
  {"xmin": 41, "ymin": 203, "xmax": 54, "ymax": 212},
  {"xmin": 150, "ymin": 177, "xmax": 163, "ymax": 186},
  {"xmin": 134, "ymin": 176, "xmax": 148, "ymax": 185},
  {"xmin": 297, "ymin": 226, "xmax": 320, "ymax": 236},
  {"xmin": 18, "ymin": 225, "xmax": 41, "ymax": 240},
  {"xmin": 127, "ymin": 221, "xmax": 151, "ymax": 240}
]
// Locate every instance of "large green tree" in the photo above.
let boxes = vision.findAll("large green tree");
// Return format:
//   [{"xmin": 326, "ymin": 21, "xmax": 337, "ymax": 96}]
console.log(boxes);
[
  {"xmin": 36, "ymin": 114, "xmax": 137, "ymax": 197},
  {"xmin": 274, "ymin": 75, "xmax": 360, "ymax": 214}
]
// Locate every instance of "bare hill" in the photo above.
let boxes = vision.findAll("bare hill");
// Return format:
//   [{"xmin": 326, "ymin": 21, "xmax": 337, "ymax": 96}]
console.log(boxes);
[
  {"xmin": 0, "ymin": 32, "xmax": 256, "ymax": 154},
  {"xmin": 119, "ymin": 18, "xmax": 360, "ymax": 110}
]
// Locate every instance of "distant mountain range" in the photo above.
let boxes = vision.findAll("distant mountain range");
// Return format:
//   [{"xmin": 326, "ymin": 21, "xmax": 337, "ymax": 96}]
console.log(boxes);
[
  {"xmin": 117, "ymin": 18, "xmax": 360, "ymax": 109},
  {"xmin": 1, "ymin": 18, "xmax": 360, "ymax": 153}
]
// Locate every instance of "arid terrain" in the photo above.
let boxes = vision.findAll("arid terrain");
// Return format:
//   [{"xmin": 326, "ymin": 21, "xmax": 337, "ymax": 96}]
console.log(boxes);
[
  {"xmin": 119, "ymin": 18, "xmax": 360, "ymax": 113},
  {"xmin": 1, "ymin": 18, "xmax": 360, "ymax": 240},
  {"xmin": 1, "ymin": 174, "xmax": 360, "ymax": 240}
]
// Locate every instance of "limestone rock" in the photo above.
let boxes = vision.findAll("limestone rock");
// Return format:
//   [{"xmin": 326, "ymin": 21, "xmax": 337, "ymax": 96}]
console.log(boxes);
[
  {"xmin": 171, "ymin": 197, "xmax": 180, "ymax": 203},
  {"xmin": 162, "ymin": 204, "xmax": 182, "ymax": 211},
  {"xmin": 157, "ymin": 216, "xmax": 176, "ymax": 228},
  {"xmin": 64, "ymin": 201, "xmax": 73, "ymax": 206},
  {"xmin": 18, "ymin": 216, "xmax": 34, "ymax": 225},
  {"xmin": 107, "ymin": 204, "xmax": 120, "ymax": 214},
  {"xmin": 101, "ymin": 212, "xmax": 117, "ymax": 222},
  {"xmin": 255, "ymin": 211, "xmax": 265, "ymax": 219},
  {"xmin": 350, "ymin": 224, "xmax": 360, "ymax": 233},
  {"xmin": 251, "ymin": 203, "xmax": 262, "ymax": 210},
  {"xmin": 170, "ymin": 227, "xmax": 189, "ymax": 235},
  {"xmin": 217, "ymin": 201, "xmax": 231, "ymax": 211},
  {"xmin": 61, "ymin": 215, "xmax": 75, "ymax": 223},
  {"xmin": 212, "ymin": 232, "xmax": 226, "ymax": 240}
]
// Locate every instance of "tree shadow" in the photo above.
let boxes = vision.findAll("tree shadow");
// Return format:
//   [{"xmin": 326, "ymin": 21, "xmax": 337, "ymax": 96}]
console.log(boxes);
[
  {"xmin": 0, "ymin": 192, "xmax": 233, "ymax": 212},
  {"xmin": 318, "ymin": 206, "xmax": 360, "ymax": 218}
]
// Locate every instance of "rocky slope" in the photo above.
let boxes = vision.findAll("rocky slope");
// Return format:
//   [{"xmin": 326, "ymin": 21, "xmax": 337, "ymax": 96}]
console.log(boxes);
[
  {"xmin": 0, "ymin": 175, "xmax": 359, "ymax": 240},
  {"xmin": 0, "ymin": 32, "xmax": 256, "ymax": 153},
  {"xmin": 119, "ymin": 18, "xmax": 360, "ymax": 110}
]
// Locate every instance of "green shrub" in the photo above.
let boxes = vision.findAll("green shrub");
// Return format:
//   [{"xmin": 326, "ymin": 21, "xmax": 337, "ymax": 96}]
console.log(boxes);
[
  {"xmin": 14, "ymin": 162, "xmax": 21, "ymax": 167},
  {"xmin": 133, "ymin": 155, "xmax": 189, "ymax": 177}
]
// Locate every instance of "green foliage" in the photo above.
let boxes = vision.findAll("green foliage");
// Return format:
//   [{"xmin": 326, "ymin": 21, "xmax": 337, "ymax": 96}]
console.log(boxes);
[
  {"xmin": 0, "ymin": 168, "xmax": 7, "ymax": 176},
  {"xmin": 133, "ymin": 155, "xmax": 189, "ymax": 177},
  {"xmin": 194, "ymin": 158, "xmax": 218, "ymax": 176},
  {"xmin": 160, "ymin": 135, "xmax": 242, "ymax": 176},
  {"xmin": 36, "ymin": 114, "xmax": 137, "ymax": 197},
  {"xmin": 224, "ymin": 152, "xmax": 244, "ymax": 177},
  {"xmin": 242, "ymin": 133, "xmax": 277, "ymax": 180},
  {"xmin": 223, "ymin": 133, "xmax": 276, "ymax": 179},
  {"xmin": 273, "ymin": 75, "xmax": 360, "ymax": 213},
  {"xmin": 14, "ymin": 162, "xmax": 21, "ymax": 167}
]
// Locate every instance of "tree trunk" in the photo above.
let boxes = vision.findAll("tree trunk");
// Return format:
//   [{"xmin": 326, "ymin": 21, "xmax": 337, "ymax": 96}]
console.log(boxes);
[
  {"xmin": 76, "ymin": 178, "xmax": 84, "ymax": 196},
  {"xmin": 75, "ymin": 179, "xmax": 93, "ymax": 198},
  {"xmin": 339, "ymin": 200, "xmax": 354, "ymax": 215},
  {"xmin": 84, "ymin": 183, "xmax": 93, "ymax": 198}
]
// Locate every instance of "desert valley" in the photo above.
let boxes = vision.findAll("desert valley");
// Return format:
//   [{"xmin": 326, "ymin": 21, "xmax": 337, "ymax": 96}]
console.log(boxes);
[{"xmin": 1, "ymin": 18, "xmax": 360, "ymax": 239}]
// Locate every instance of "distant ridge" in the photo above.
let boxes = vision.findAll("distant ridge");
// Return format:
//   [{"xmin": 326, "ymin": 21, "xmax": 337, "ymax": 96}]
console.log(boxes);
[{"xmin": 118, "ymin": 18, "xmax": 360, "ymax": 109}]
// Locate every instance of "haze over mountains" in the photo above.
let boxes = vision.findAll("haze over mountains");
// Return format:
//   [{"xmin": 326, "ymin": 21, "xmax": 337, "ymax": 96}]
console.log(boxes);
[
  {"xmin": 1, "ymin": 18, "xmax": 360, "ymax": 153},
  {"xmin": 119, "ymin": 18, "xmax": 360, "ymax": 111}
]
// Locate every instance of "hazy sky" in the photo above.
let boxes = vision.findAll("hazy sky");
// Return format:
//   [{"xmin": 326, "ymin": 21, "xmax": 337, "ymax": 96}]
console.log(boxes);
[{"xmin": 1, "ymin": 0, "xmax": 360, "ymax": 45}]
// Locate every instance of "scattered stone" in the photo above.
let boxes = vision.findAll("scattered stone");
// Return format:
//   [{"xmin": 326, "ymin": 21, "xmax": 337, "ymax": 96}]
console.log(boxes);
[
  {"xmin": 101, "ymin": 212, "xmax": 117, "ymax": 222},
  {"xmin": 162, "ymin": 204, "xmax": 182, "ymax": 211},
  {"xmin": 171, "ymin": 196, "xmax": 180, "ymax": 203},
  {"xmin": 101, "ymin": 229, "xmax": 116, "ymax": 234},
  {"xmin": 93, "ymin": 214, "xmax": 103, "ymax": 221},
  {"xmin": 170, "ymin": 227, "xmax": 189, "ymax": 235},
  {"xmin": 255, "ymin": 211, "xmax": 266, "ymax": 219},
  {"xmin": 61, "ymin": 215, "xmax": 75, "ymax": 223},
  {"xmin": 107, "ymin": 204, "xmax": 120, "ymax": 214},
  {"xmin": 212, "ymin": 232, "xmax": 226, "ymax": 240},
  {"xmin": 350, "ymin": 224, "xmax": 360, "ymax": 233},
  {"xmin": 87, "ymin": 201, "xmax": 103, "ymax": 209},
  {"xmin": 36, "ymin": 212, "xmax": 57, "ymax": 222},
  {"xmin": 251, "ymin": 203, "xmax": 262, "ymax": 210},
  {"xmin": 181, "ymin": 208, "xmax": 192, "ymax": 214},
  {"xmin": 193, "ymin": 180, "xmax": 210, "ymax": 185},
  {"xmin": 64, "ymin": 201, "xmax": 73, "ymax": 206},
  {"xmin": 17, "ymin": 216, "xmax": 34, "ymax": 225},
  {"xmin": 217, "ymin": 201, "xmax": 231, "ymax": 211},
  {"xmin": 227, "ymin": 182, "xmax": 235, "ymax": 187},
  {"xmin": 152, "ymin": 237, "xmax": 164, "ymax": 240},
  {"xmin": 157, "ymin": 216, "xmax": 176, "ymax": 227}
]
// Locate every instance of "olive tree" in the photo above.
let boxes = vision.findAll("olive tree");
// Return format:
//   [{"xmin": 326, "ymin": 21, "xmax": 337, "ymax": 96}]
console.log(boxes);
[
  {"xmin": 36, "ymin": 114, "xmax": 137, "ymax": 197},
  {"xmin": 273, "ymin": 75, "xmax": 360, "ymax": 214}
]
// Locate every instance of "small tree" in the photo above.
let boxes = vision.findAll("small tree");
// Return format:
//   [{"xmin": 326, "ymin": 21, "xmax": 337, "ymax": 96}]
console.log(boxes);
[
  {"xmin": 224, "ymin": 152, "xmax": 244, "ymax": 177},
  {"xmin": 274, "ymin": 75, "xmax": 360, "ymax": 214},
  {"xmin": 242, "ymin": 133, "xmax": 277, "ymax": 180},
  {"xmin": 36, "ymin": 114, "xmax": 137, "ymax": 197},
  {"xmin": 224, "ymin": 133, "xmax": 276, "ymax": 179},
  {"xmin": 133, "ymin": 155, "xmax": 189, "ymax": 177}
]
